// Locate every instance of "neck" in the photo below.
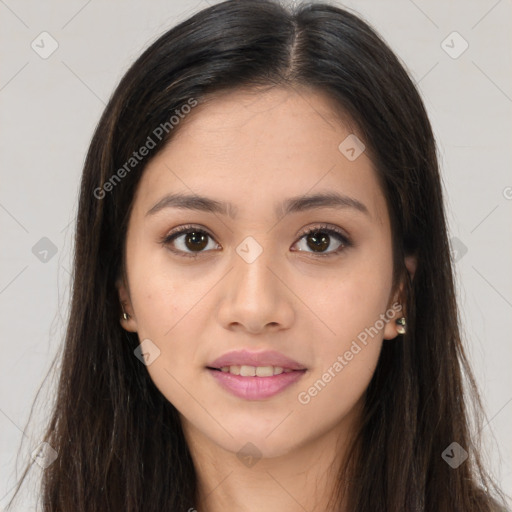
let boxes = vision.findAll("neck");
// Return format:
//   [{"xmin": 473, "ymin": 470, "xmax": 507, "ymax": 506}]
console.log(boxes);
[{"xmin": 181, "ymin": 406, "xmax": 361, "ymax": 512}]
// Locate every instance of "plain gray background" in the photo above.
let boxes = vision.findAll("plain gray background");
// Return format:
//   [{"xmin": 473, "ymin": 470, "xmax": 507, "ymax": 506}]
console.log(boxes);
[{"xmin": 1, "ymin": 0, "xmax": 511, "ymax": 508}]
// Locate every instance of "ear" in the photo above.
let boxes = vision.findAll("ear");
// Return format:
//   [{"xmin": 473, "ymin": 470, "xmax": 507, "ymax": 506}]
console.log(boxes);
[
  {"xmin": 383, "ymin": 253, "xmax": 417, "ymax": 340},
  {"xmin": 116, "ymin": 276, "xmax": 138, "ymax": 333}
]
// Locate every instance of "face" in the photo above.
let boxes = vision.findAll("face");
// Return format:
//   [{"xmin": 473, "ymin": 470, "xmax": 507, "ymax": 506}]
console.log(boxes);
[{"xmin": 117, "ymin": 86, "xmax": 416, "ymax": 459}]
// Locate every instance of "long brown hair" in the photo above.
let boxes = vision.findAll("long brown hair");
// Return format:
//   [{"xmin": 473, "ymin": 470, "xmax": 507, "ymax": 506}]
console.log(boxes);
[{"xmin": 7, "ymin": 1, "xmax": 509, "ymax": 510}]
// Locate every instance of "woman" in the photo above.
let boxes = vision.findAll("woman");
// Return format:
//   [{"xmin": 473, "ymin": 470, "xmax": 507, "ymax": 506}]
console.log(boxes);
[{"xmin": 7, "ymin": 0, "xmax": 509, "ymax": 510}]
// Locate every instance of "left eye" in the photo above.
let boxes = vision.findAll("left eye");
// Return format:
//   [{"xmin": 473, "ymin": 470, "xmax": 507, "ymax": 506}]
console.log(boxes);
[
  {"xmin": 161, "ymin": 224, "xmax": 351, "ymax": 258},
  {"xmin": 292, "ymin": 226, "xmax": 351, "ymax": 256}
]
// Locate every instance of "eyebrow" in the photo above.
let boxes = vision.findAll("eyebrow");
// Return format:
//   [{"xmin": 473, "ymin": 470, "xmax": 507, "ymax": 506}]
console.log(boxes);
[{"xmin": 146, "ymin": 191, "xmax": 370, "ymax": 219}]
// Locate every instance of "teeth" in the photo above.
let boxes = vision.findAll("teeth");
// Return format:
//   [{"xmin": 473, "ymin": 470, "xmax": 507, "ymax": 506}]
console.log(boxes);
[{"xmin": 218, "ymin": 365, "xmax": 295, "ymax": 377}]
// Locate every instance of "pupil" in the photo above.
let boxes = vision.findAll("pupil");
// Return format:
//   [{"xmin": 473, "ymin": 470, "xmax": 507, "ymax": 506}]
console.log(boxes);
[
  {"xmin": 308, "ymin": 231, "xmax": 329, "ymax": 252},
  {"xmin": 185, "ymin": 232, "xmax": 208, "ymax": 251}
]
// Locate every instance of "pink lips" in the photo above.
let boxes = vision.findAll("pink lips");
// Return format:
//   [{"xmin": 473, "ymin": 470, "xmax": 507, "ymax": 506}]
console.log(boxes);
[
  {"xmin": 206, "ymin": 349, "xmax": 307, "ymax": 400},
  {"xmin": 207, "ymin": 368, "xmax": 306, "ymax": 400},
  {"xmin": 207, "ymin": 349, "xmax": 306, "ymax": 371}
]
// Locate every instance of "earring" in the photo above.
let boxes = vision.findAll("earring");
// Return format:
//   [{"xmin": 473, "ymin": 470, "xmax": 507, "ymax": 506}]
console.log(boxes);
[
  {"xmin": 121, "ymin": 303, "xmax": 131, "ymax": 321},
  {"xmin": 395, "ymin": 317, "xmax": 407, "ymax": 335}
]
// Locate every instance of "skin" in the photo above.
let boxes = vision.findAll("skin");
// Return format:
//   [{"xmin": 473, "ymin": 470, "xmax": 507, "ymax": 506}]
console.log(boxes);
[{"xmin": 117, "ymin": 85, "xmax": 417, "ymax": 512}]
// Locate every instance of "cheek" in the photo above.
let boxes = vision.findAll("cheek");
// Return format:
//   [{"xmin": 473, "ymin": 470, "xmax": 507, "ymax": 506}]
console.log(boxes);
[
  {"xmin": 127, "ymin": 242, "xmax": 199, "ymax": 334},
  {"xmin": 302, "ymin": 251, "xmax": 392, "ymax": 400},
  {"xmin": 127, "ymin": 263, "xmax": 206, "ymax": 409},
  {"xmin": 312, "ymin": 254, "xmax": 393, "ymax": 348},
  {"xmin": 126, "ymin": 246, "xmax": 215, "ymax": 379},
  {"xmin": 296, "ymin": 276, "xmax": 388, "ymax": 418},
  {"xmin": 131, "ymin": 275, "xmax": 177, "ymax": 335},
  {"xmin": 294, "ymin": 338, "xmax": 381, "ymax": 443}
]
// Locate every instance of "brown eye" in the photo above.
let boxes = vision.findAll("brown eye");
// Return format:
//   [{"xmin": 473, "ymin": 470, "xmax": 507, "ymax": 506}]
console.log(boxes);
[
  {"xmin": 162, "ymin": 223, "xmax": 352, "ymax": 259},
  {"xmin": 162, "ymin": 226, "xmax": 219, "ymax": 257},
  {"xmin": 305, "ymin": 231, "xmax": 330, "ymax": 252},
  {"xmin": 182, "ymin": 231, "xmax": 208, "ymax": 251},
  {"xmin": 292, "ymin": 225, "xmax": 351, "ymax": 256}
]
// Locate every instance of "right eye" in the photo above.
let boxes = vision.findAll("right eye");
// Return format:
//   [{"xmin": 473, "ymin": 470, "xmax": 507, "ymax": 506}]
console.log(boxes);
[{"xmin": 161, "ymin": 225, "xmax": 221, "ymax": 258}]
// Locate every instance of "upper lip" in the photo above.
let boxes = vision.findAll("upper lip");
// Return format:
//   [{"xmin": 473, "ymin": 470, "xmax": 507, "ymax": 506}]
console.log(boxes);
[{"xmin": 207, "ymin": 349, "xmax": 307, "ymax": 371}]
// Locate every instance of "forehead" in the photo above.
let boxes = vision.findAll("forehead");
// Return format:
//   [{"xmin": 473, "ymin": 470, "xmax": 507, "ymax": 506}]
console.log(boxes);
[
  {"xmin": 169, "ymin": 85, "xmax": 360, "ymax": 153},
  {"xmin": 133, "ymin": 86, "xmax": 389, "ymax": 225}
]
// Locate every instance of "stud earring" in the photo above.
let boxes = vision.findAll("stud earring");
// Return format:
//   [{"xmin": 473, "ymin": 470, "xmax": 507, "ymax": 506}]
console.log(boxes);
[
  {"xmin": 121, "ymin": 303, "xmax": 131, "ymax": 321},
  {"xmin": 395, "ymin": 317, "xmax": 407, "ymax": 335}
]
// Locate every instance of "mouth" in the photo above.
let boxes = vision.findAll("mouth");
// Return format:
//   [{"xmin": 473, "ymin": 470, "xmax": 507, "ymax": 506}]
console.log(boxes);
[
  {"xmin": 205, "ymin": 349, "xmax": 307, "ymax": 398},
  {"xmin": 206, "ymin": 365, "xmax": 307, "ymax": 400},
  {"xmin": 206, "ymin": 365, "xmax": 306, "ymax": 377},
  {"xmin": 206, "ymin": 348, "xmax": 307, "ymax": 375}
]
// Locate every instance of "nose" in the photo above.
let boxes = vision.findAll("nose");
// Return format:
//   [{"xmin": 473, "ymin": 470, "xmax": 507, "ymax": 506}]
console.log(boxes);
[{"xmin": 216, "ymin": 243, "xmax": 295, "ymax": 334}]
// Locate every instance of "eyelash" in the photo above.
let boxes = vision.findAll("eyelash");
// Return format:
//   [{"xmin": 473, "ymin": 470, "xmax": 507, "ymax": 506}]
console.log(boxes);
[{"xmin": 160, "ymin": 223, "xmax": 352, "ymax": 259}]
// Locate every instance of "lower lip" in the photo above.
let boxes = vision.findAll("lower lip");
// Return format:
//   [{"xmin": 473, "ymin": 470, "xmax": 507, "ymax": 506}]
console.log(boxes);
[{"xmin": 207, "ymin": 368, "xmax": 307, "ymax": 400}]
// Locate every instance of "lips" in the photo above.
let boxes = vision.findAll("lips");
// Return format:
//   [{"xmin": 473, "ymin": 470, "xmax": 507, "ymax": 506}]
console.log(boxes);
[
  {"xmin": 207, "ymin": 349, "xmax": 307, "ymax": 371},
  {"xmin": 207, "ymin": 367, "xmax": 306, "ymax": 400}
]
